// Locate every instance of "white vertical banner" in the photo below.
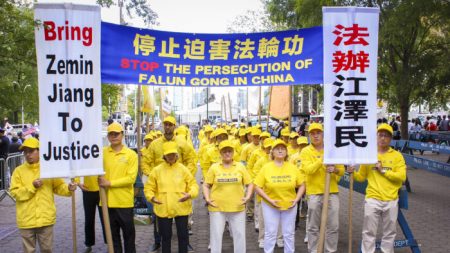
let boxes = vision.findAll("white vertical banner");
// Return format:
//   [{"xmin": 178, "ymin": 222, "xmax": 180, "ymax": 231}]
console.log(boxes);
[
  {"xmin": 34, "ymin": 3, "xmax": 103, "ymax": 178},
  {"xmin": 323, "ymin": 7, "xmax": 379, "ymax": 164}
]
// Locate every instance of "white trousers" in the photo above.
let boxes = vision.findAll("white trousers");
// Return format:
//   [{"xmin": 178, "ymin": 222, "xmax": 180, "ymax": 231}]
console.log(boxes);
[
  {"xmin": 307, "ymin": 194, "xmax": 339, "ymax": 253},
  {"xmin": 209, "ymin": 211, "xmax": 246, "ymax": 253},
  {"xmin": 361, "ymin": 198, "xmax": 398, "ymax": 253},
  {"xmin": 258, "ymin": 201, "xmax": 283, "ymax": 243},
  {"xmin": 261, "ymin": 201, "xmax": 297, "ymax": 253}
]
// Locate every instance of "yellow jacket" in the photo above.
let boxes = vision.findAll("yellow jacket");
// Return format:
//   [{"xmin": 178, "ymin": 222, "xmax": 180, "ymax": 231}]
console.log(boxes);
[
  {"xmin": 144, "ymin": 162, "xmax": 199, "ymax": 218},
  {"xmin": 148, "ymin": 135, "xmax": 197, "ymax": 176},
  {"xmin": 354, "ymin": 148, "xmax": 406, "ymax": 201},
  {"xmin": 299, "ymin": 145, "xmax": 344, "ymax": 195},
  {"xmin": 240, "ymin": 143, "xmax": 258, "ymax": 163},
  {"xmin": 201, "ymin": 144, "xmax": 240, "ymax": 175},
  {"xmin": 141, "ymin": 146, "xmax": 152, "ymax": 176},
  {"xmin": 10, "ymin": 162, "xmax": 72, "ymax": 229},
  {"xmin": 103, "ymin": 146, "xmax": 138, "ymax": 208}
]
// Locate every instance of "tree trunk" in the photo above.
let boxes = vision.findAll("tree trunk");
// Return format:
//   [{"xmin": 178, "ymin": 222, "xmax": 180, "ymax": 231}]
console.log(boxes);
[{"xmin": 399, "ymin": 103, "xmax": 409, "ymax": 140}]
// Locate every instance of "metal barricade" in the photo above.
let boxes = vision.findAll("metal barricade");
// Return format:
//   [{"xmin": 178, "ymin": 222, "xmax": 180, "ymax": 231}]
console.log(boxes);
[{"xmin": 0, "ymin": 153, "xmax": 24, "ymax": 202}]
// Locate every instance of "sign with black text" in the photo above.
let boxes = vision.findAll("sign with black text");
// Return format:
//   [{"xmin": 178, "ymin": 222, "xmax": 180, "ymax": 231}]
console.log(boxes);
[
  {"xmin": 34, "ymin": 3, "xmax": 103, "ymax": 178},
  {"xmin": 323, "ymin": 7, "xmax": 379, "ymax": 164}
]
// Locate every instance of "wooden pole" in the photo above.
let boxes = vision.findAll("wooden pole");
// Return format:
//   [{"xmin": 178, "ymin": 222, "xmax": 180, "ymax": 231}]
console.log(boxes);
[
  {"xmin": 100, "ymin": 187, "xmax": 114, "ymax": 253},
  {"xmin": 228, "ymin": 93, "xmax": 232, "ymax": 122},
  {"xmin": 288, "ymin": 86, "xmax": 292, "ymax": 130},
  {"xmin": 258, "ymin": 86, "xmax": 262, "ymax": 125},
  {"xmin": 246, "ymin": 87, "xmax": 249, "ymax": 125},
  {"xmin": 267, "ymin": 86, "xmax": 272, "ymax": 130},
  {"xmin": 348, "ymin": 172, "xmax": 354, "ymax": 253},
  {"xmin": 146, "ymin": 113, "xmax": 150, "ymax": 133},
  {"xmin": 71, "ymin": 179, "xmax": 77, "ymax": 253},
  {"xmin": 159, "ymin": 87, "xmax": 164, "ymax": 121},
  {"xmin": 317, "ymin": 172, "xmax": 331, "ymax": 253},
  {"xmin": 137, "ymin": 85, "xmax": 142, "ymax": 176},
  {"xmin": 223, "ymin": 96, "xmax": 228, "ymax": 123}
]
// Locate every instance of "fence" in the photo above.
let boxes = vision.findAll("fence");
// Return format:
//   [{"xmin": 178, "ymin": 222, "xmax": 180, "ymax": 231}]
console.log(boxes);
[{"xmin": 0, "ymin": 152, "xmax": 25, "ymax": 202}]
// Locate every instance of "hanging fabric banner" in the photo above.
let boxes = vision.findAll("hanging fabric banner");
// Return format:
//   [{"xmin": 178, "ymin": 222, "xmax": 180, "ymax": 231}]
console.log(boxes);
[
  {"xmin": 323, "ymin": 7, "xmax": 379, "ymax": 164},
  {"xmin": 101, "ymin": 22, "xmax": 323, "ymax": 87}
]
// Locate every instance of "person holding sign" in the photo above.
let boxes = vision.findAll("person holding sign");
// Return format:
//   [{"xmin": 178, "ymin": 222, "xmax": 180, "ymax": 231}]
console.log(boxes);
[
  {"xmin": 347, "ymin": 123, "xmax": 406, "ymax": 253},
  {"xmin": 98, "ymin": 122, "xmax": 138, "ymax": 253},
  {"xmin": 254, "ymin": 139, "xmax": 306, "ymax": 253},
  {"xmin": 144, "ymin": 141, "xmax": 199, "ymax": 253},
  {"xmin": 203, "ymin": 140, "xmax": 254, "ymax": 253},
  {"xmin": 299, "ymin": 123, "xmax": 344, "ymax": 253},
  {"xmin": 9, "ymin": 137, "xmax": 77, "ymax": 253}
]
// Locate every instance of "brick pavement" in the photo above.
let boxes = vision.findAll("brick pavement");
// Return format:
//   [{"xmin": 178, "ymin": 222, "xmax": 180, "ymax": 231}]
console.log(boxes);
[{"xmin": 1, "ymin": 164, "xmax": 449, "ymax": 253}]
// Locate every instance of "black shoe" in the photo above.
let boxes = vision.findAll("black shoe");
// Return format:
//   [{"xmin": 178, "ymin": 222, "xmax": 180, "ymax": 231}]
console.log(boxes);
[
  {"xmin": 149, "ymin": 243, "xmax": 161, "ymax": 252},
  {"xmin": 188, "ymin": 244, "xmax": 194, "ymax": 252},
  {"xmin": 255, "ymin": 228, "xmax": 259, "ymax": 232},
  {"xmin": 83, "ymin": 246, "xmax": 92, "ymax": 253}
]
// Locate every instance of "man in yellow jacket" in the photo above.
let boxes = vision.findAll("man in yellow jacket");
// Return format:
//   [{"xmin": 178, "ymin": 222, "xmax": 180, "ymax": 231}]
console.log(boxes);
[
  {"xmin": 348, "ymin": 123, "xmax": 406, "ymax": 253},
  {"xmin": 10, "ymin": 137, "xmax": 77, "ymax": 253},
  {"xmin": 98, "ymin": 122, "xmax": 138, "ymax": 253},
  {"xmin": 300, "ymin": 123, "xmax": 344, "ymax": 253}
]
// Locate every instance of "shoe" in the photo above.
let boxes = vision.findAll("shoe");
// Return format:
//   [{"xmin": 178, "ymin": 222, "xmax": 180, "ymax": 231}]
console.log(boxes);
[
  {"xmin": 83, "ymin": 246, "xmax": 92, "ymax": 253},
  {"xmin": 304, "ymin": 234, "xmax": 308, "ymax": 243},
  {"xmin": 188, "ymin": 244, "xmax": 194, "ymax": 252},
  {"xmin": 246, "ymin": 216, "xmax": 254, "ymax": 222},
  {"xmin": 208, "ymin": 244, "xmax": 211, "ymax": 251},
  {"xmin": 255, "ymin": 228, "xmax": 259, "ymax": 233},
  {"xmin": 188, "ymin": 229, "xmax": 193, "ymax": 235},
  {"xmin": 277, "ymin": 240, "xmax": 284, "ymax": 248},
  {"xmin": 258, "ymin": 241, "xmax": 264, "ymax": 249},
  {"xmin": 149, "ymin": 243, "xmax": 161, "ymax": 252}
]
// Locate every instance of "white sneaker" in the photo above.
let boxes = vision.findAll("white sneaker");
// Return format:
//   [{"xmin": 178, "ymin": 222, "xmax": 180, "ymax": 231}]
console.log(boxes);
[
  {"xmin": 259, "ymin": 241, "xmax": 264, "ymax": 249},
  {"xmin": 277, "ymin": 240, "xmax": 284, "ymax": 248},
  {"xmin": 304, "ymin": 234, "xmax": 308, "ymax": 243}
]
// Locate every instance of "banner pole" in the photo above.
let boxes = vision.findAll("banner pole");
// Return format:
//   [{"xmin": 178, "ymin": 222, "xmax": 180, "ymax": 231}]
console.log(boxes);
[
  {"xmin": 228, "ymin": 93, "xmax": 232, "ymax": 123},
  {"xmin": 246, "ymin": 87, "xmax": 249, "ymax": 125},
  {"xmin": 317, "ymin": 172, "xmax": 331, "ymax": 253},
  {"xmin": 71, "ymin": 178, "xmax": 77, "ymax": 253},
  {"xmin": 348, "ymin": 172, "xmax": 354, "ymax": 253},
  {"xmin": 258, "ymin": 87, "xmax": 262, "ymax": 125},
  {"xmin": 136, "ymin": 85, "xmax": 142, "ymax": 176},
  {"xmin": 100, "ymin": 187, "xmax": 114, "ymax": 253},
  {"xmin": 288, "ymin": 86, "xmax": 292, "ymax": 129},
  {"xmin": 267, "ymin": 86, "xmax": 272, "ymax": 130}
]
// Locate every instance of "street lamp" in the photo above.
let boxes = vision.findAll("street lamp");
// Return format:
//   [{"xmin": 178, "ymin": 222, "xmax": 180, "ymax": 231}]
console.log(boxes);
[{"xmin": 21, "ymin": 84, "xmax": 31, "ymax": 127}]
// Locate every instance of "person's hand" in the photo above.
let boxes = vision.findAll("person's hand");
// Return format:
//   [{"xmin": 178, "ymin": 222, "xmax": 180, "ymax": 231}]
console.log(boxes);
[
  {"xmin": 98, "ymin": 176, "xmax": 111, "ymax": 188},
  {"xmin": 78, "ymin": 183, "xmax": 89, "ymax": 191},
  {"xmin": 241, "ymin": 196, "xmax": 251, "ymax": 205},
  {"xmin": 288, "ymin": 200, "xmax": 299, "ymax": 209},
  {"xmin": 268, "ymin": 199, "xmax": 280, "ymax": 208},
  {"xmin": 375, "ymin": 161, "xmax": 384, "ymax": 174},
  {"xmin": 205, "ymin": 198, "xmax": 218, "ymax": 208},
  {"xmin": 326, "ymin": 165, "xmax": 337, "ymax": 173},
  {"xmin": 68, "ymin": 182, "xmax": 77, "ymax": 191},
  {"xmin": 152, "ymin": 197, "xmax": 163, "ymax": 204},
  {"xmin": 32, "ymin": 179, "xmax": 43, "ymax": 188},
  {"xmin": 346, "ymin": 165, "xmax": 356, "ymax": 174},
  {"xmin": 179, "ymin": 192, "xmax": 191, "ymax": 202}
]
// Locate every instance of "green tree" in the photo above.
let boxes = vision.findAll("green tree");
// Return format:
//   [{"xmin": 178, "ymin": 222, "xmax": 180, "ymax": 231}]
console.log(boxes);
[
  {"xmin": 265, "ymin": 0, "xmax": 450, "ymax": 139},
  {"xmin": 97, "ymin": 0, "xmax": 158, "ymax": 26}
]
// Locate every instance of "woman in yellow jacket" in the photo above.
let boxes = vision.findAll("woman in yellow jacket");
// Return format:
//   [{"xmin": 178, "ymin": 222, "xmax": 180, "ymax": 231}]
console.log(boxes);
[
  {"xmin": 144, "ymin": 141, "xmax": 199, "ymax": 253},
  {"xmin": 203, "ymin": 140, "xmax": 254, "ymax": 253},
  {"xmin": 10, "ymin": 137, "xmax": 77, "ymax": 253},
  {"xmin": 254, "ymin": 139, "xmax": 305, "ymax": 253}
]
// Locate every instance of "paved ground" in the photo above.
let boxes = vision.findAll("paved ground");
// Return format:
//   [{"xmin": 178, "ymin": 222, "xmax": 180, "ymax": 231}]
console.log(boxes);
[{"xmin": 1, "ymin": 152, "xmax": 449, "ymax": 253}]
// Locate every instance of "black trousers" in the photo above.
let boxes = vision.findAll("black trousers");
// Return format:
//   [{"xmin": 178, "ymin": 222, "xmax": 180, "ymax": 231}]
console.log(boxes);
[
  {"xmin": 82, "ymin": 191, "xmax": 106, "ymax": 247},
  {"xmin": 158, "ymin": 215, "xmax": 189, "ymax": 253},
  {"xmin": 108, "ymin": 208, "xmax": 136, "ymax": 253}
]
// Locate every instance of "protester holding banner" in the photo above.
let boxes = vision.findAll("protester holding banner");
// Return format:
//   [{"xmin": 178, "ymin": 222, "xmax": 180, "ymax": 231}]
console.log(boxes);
[
  {"xmin": 144, "ymin": 141, "xmax": 199, "ymax": 253},
  {"xmin": 98, "ymin": 122, "xmax": 138, "ymax": 253},
  {"xmin": 203, "ymin": 140, "xmax": 253, "ymax": 253},
  {"xmin": 299, "ymin": 123, "xmax": 344, "ymax": 253},
  {"xmin": 146, "ymin": 116, "xmax": 197, "ymax": 252},
  {"xmin": 254, "ymin": 139, "xmax": 305, "ymax": 253},
  {"xmin": 348, "ymin": 123, "xmax": 407, "ymax": 253},
  {"xmin": 9, "ymin": 137, "xmax": 77, "ymax": 253}
]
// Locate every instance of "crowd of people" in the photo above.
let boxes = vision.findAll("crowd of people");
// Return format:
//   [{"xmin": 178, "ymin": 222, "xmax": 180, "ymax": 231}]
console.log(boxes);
[{"xmin": 6, "ymin": 114, "xmax": 411, "ymax": 253}]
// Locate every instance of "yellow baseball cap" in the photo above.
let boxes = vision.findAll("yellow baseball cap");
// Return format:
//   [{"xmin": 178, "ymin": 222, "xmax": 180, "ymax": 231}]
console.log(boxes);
[
  {"xmin": 225, "ymin": 125, "xmax": 231, "ymax": 131},
  {"xmin": 144, "ymin": 133, "xmax": 154, "ymax": 140},
  {"xmin": 263, "ymin": 138, "xmax": 274, "ymax": 148},
  {"xmin": 251, "ymin": 128, "xmax": 262, "ymax": 136},
  {"xmin": 162, "ymin": 141, "xmax": 178, "ymax": 155},
  {"xmin": 19, "ymin": 137, "xmax": 39, "ymax": 150},
  {"xmin": 156, "ymin": 130, "xmax": 162, "ymax": 135},
  {"xmin": 239, "ymin": 123, "xmax": 246, "ymax": 127},
  {"xmin": 272, "ymin": 139, "xmax": 287, "ymax": 149},
  {"xmin": 297, "ymin": 136, "xmax": 309, "ymax": 145},
  {"xmin": 308, "ymin": 123, "xmax": 323, "ymax": 132},
  {"xmin": 255, "ymin": 124, "xmax": 262, "ymax": 129},
  {"xmin": 280, "ymin": 128, "xmax": 290, "ymax": 137},
  {"xmin": 175, "ymin": 127, "xmax": 188, "ymax": 136},
  {"xmin": 163, "ymin": 116, "xmax": 176, "ymax": 125},
  {"xmin": 289, "ymin": 132, "xmax": 299, "ymax": 139},
  {"xmin": 238, "ymin": 129, "xmax": 247, "ymax": 137},
  {"xmin": 377, "ymin": 123, "xmax": 393, "ymax": 135},
  {"xmin": 260, "ymin": 131, "xmax": 271, "ymax": 138},
  {"xmin": 204, "ymin": 125, "xmax": 213, "ymax": 132},
  {"xmin": 219, "ymin": 140, "xmax": 234, "ymax": 151},
  {"xmin": 107, "ymin": 122, "xmax": 123, "ymax": 133},
  {"xmin": 212, "ymin": 128, "xmax": 228, "ymax": 138}
]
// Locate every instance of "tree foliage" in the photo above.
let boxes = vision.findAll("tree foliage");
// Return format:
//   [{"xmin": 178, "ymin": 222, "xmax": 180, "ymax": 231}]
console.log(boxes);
[
  {"xmin": 97, "ymin": 0, "xmax": 158, "ymax": 27},
  {"xmin": 264, "ymin": 0, "xmax": 450, "ymax": 138}
]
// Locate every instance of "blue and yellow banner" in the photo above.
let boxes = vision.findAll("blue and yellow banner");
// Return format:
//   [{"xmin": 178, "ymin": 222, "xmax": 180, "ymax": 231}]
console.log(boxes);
[{"xmin": 101, "ymin": 22, "xmax": 323, "ymax": 87}]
